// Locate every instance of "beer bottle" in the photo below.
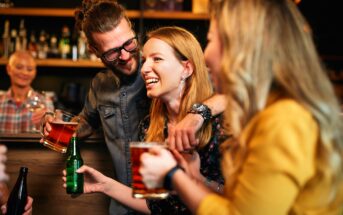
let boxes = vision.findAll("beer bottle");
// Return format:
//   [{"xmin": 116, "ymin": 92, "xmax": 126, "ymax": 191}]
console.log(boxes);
[
  {"xmin": 7, "ymin": 167, "xmax": 28, "ymax": 215},
  {"xmin": 66, "ymin": 136, "xmax": 84, "ymax": 194}
]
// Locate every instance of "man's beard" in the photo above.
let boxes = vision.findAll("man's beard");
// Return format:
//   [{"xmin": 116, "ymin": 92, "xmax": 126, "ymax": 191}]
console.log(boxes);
[{"xmin": 103, "ymin": 52, "xmax": 139, "ymax": 85}]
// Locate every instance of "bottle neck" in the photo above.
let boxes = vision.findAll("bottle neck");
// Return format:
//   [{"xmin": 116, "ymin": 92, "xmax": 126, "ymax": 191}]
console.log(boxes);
[
  {"xmin": 16, "ymin": 167, "xmax": 28, "ymax": 184},
  {"xmin": 69, "ymin": 137, "xmax": 80, "ymax": 157}
]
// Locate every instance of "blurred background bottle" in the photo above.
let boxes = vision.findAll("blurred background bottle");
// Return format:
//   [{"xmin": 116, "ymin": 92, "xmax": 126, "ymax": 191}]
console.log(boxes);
[
  {"xmin": 27, "ymin": 31, "xmax": 37, "ymax": 58},
  {"xmin": 0, "ymin": 0, "xmax": 13, "ymax": 8},
  {"xmin": 48, "ymin": 34, "xmax": 60, "ymax": 58},
  {"xmin": 158, "ymin": 0, "xmax": 183, "ymax": 11},
  {"xmin": 37, "ymin": 30, "xmax": 49, "ymax": 59},
  {"xmin": 6, "ymin": 167, "xmax": 28, "ymax": 215},
  {"xmin": 2, "ymin": 20, "xmax": 10, "ymax": 58},
  {"xmin": 77, "ymin": 31, "xmax": 88, "ymax": 59},
  {"xmin": 66, "ymin": 137, "xmax": 84, "ymax": 194},
  {"xmin": 59, "ymin": 25, "xmax": 71, "ymax": 59},
  {"xmin": 18, "ymin": 19, "xmax": 27, "ymax": 51},
  {"xmin": 9, "ymin": 29, "xmax": 18, "ymax": 55}
]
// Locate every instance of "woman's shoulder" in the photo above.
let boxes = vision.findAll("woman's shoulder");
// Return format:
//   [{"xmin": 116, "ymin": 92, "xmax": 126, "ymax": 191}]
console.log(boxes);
[
  {"xmin": 247, "ymin": 99, "xmax": 319, "ymax": 161},
  {"xmin": 262, "ymin": 99, "xmax": 311, "ymax": 117},
  {"xmin": 260, "ymin": 99, "xmax": 314, "ymax": 123}
]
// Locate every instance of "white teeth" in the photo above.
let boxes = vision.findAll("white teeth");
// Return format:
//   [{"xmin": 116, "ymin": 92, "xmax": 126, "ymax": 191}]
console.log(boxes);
[{"xmin": 146, "ymin": 78, "xmax": 159, "ymax": 84}]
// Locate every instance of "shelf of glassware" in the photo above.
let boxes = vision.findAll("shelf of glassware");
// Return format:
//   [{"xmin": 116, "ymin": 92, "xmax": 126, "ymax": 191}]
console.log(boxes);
[
  {"xmin": 0, "ymin": 57, "xmax": 104, "ymax": 68},
  {"xmin": 0, "ymin": 8, "xmax": 209, "ymax": 20}
]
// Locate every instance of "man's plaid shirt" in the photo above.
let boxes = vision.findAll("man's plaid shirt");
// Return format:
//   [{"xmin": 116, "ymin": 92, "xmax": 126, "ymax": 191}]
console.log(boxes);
[{"xmin": 0, "ymin": 89, "xmax": 54, "ymax": 133}]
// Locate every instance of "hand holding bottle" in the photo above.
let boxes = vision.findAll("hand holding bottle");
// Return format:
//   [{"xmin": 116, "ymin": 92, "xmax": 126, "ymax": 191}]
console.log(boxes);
[
  {"xmin": 0, "ymin": 145, "xmax": 9, "ymax": 208},
  {"xmin": 0, "ymin": 145, "xmax": 9, "ymax": 183},
  {"xmin": 65, "ymin": 137, "xmax": 83, "ymax": 194},
  {"xmin": 62, "ymin": 165, "xmax": 113, "ymax": 194},
  {"xmin": 2, "ymin": 167, "xmax": 33, "ymax": 215},
  {"xmin": 1, "ymin": 196, "xmax": 33, "ymax": 215}
]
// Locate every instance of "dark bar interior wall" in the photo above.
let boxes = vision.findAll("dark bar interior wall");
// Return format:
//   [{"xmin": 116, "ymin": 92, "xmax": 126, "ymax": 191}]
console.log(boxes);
[{"xmin": 1, "ymin": 0, "xmax": 342, "ymax": 108}]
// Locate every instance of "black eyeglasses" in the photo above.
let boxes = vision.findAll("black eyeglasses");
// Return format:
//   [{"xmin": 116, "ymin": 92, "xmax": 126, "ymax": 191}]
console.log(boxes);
[{"xmin": 101, "ymin": 36, "xmax": 139, "ymax": 62}]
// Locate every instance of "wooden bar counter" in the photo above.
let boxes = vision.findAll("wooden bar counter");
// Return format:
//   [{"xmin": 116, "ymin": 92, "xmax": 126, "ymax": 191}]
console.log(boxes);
[{"xmin": 0, "ymin": 133, "xmax": 114, "ymax": 215}]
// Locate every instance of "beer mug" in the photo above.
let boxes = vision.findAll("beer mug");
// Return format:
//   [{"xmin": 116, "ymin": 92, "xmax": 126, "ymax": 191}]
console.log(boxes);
[
  {"xmin": 130, "ymin": 141, "xmax": 169, "ymax": 199},
  {"xmin": 41, "ymin": 109, "xmax": 79, "ymax": 153}
]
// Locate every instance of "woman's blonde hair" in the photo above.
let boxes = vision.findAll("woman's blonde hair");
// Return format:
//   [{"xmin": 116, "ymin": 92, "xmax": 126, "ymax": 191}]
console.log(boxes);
[
  {"xmin": 211, "ymin": 0, "xmax": 343, "ymax": 199},
  {"xmin": 144, "ymin": 26, "xmax": 214, "ymax": 148}
]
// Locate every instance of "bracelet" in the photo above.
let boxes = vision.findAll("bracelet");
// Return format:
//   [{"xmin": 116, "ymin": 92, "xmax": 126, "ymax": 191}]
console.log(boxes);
[
  {"xmin": 204, "ymin": 177, "xmax": 211, "ymax": 187},
  {"xmin": 163, "ymin": 165, "xmax": 183, "ymax": 190},
  {"xmin": 187, "ymin": 103, "xmax": 212, "ymax": 123},
  {"xmin": 204, "ymin": 178, "xmax": 224, "ymax": 193}
]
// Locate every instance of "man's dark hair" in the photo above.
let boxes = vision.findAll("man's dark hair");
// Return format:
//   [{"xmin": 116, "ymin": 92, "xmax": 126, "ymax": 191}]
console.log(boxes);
[{"xmin": 75, "ymin": 0, "xmax": 132, "ymax": 47}]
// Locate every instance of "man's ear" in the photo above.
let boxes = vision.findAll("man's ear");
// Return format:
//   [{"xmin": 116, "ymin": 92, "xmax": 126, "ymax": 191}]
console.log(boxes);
[
  {"xmin": 6, "ymin": 64, "xmax": 11, "ymax": 76},
  {"xmin": 88, "ymin": 44, "xmax": 99, "ymax": 57},
  {"xmin": 182, "ymin": 60, "xmax": 194, "ymax": 79}
]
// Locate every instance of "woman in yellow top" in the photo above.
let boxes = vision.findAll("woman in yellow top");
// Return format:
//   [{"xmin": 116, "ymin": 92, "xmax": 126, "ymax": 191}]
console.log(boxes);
[{"xmin": 139, "ymin": 0, "xmax": 343, "ymax": 214}]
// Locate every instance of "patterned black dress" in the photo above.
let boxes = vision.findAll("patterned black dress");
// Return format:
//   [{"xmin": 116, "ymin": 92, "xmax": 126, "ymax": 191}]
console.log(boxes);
[{"xmin": 138, "ymin": 115, "xmax": 227, "ymax": 215}]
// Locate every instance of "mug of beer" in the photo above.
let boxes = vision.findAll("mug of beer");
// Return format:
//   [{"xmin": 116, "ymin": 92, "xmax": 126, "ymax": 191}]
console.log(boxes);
[
  {"xmin": 130, "ymin": 141, "xmax": 169, "ymax": 199},
  {"xmin": 41, "ymin": 109, "xmax": 79, "ymax": 153}
]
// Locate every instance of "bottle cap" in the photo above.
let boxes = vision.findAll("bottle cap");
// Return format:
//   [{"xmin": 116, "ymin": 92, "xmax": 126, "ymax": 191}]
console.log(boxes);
[{"xmin": 20, "ymin": 167, "xmax": 28, "ymax": 173}]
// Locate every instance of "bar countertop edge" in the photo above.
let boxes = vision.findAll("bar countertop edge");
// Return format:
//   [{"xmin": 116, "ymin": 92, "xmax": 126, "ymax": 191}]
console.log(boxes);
[{"xmin": 0, "ymin": 132, "xmax": 104, "ymax": 144}]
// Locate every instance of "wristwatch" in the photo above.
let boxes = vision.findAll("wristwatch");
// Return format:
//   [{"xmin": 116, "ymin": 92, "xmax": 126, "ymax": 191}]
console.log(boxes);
[{"xmin": 188, "ymin": 103, "xmax": 212, "ymax": 123}]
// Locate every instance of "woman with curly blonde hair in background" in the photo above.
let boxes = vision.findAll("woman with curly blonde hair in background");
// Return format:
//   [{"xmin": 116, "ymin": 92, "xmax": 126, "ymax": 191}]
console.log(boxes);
[{"xmin": 140, "ymin": 0, "xmax": 343, "ymax": 214}]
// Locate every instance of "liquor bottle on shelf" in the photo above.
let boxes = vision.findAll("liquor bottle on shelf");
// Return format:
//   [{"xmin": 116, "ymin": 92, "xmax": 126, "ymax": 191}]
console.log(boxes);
[
  {"xmin": 158, "ymin": 0, "xmax": 183, "ymax": 11},
  {"xmin": 0, "ymin": 0, "xmax": 14, "ymax": 8},
  {"xmin": 59, "ymin": 25, "xmax": 71, "ymax": 59},
  {"xmin": 18, "ymin": 19, "xmax": 27, "ymax": 51},
  {"xmin": 37, "ymin": 30, "xmax": 49, "ymax": 59},
  {"xmin": 77, "ymin": 31, "xmax": 88, "ymax": 59},
  {"xmin": 2, "ymin": 20, "xmax": 10, "ymax": 58},
  {"xmin": 6, "ymin": 167, "xmax": 28, "ymax": 215},
  {"xmin": 27, "ymin": 31, "xmax": 37, "ymax": 58},
  {"xmin": 66, "ymin": 136, "xmax": 84, "ymax": 194},
  {"xmin": 48, "ymin": 34, "xmax": 60, "ymax": 58},
  {"xmin": 9, "ymin": 29, "xmax": 19, "ymax": 55},
  {"xmin": 71, "ymin": 28, "xmax": 79, "ymax": 61}
]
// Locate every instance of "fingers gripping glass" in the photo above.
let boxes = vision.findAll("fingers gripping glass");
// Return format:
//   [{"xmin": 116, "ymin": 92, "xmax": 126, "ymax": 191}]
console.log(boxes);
[{"xmin": 101, "ymin": 36, "xmax": 138, "ymax": 62}]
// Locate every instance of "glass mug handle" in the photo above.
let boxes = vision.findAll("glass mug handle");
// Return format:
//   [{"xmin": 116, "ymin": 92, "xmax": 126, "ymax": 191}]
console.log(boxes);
[{"xmin": 40, "ymin": 111, "xmax": 55, "ymax": 136}]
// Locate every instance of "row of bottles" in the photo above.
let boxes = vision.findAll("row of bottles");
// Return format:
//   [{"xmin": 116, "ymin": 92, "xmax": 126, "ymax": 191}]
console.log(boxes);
[
  {"xmin": 5, "ymin": 137, "xmax": 83, "ymax": 214},
  {"xmin": 1, "ymin": 19, "xmax": 90, "ymax": 60},
  {"xmin": 143, "ymin": 0, "xmax": 184, "ymax": 11}
]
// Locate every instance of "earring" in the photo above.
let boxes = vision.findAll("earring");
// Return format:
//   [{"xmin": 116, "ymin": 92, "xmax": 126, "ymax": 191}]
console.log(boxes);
[{"xmin": 179, "ymin": 77, "xmax": 186, "ymax": 99}]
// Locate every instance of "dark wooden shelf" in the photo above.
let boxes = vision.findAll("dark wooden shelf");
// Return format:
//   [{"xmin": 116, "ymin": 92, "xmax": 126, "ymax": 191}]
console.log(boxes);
[{"xmin": 0, "ymin": 57, "xmax": 105, "ymax": 68}]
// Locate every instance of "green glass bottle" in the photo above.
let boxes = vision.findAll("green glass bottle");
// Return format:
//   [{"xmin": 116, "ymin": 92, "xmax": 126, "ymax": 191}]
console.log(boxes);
[{"xmin": 66, "ymin": 137, "xmax": 84, "ymax": 194}]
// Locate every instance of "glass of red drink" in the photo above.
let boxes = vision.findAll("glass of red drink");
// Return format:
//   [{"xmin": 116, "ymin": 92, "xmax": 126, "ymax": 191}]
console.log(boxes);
[
  {"xmin": 41, "ymin": 109, "xmax": 79, "ymax": 153},
  {"xmin": 130, "ymin": 141, "xmax": 169, "ymax": 199}
]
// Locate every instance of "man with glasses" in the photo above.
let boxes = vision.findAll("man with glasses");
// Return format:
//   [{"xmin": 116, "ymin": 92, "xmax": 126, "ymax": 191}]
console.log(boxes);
[
  {"xmin": 100, "ymin": 36, "xmax": 138, "ymax": 63},
  {"xmin": 72, "ymin": 4, "xmax": 144, "ymax": 213},
  {"xmin": 43, "ymin": 1, "xmax": 225, "ymax": 214}
]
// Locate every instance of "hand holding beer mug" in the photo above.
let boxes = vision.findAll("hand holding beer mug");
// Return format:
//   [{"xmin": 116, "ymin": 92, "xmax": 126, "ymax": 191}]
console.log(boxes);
[
  {"xmin": 40, "ymin": 109, "xmax": 79, "ymax": 153},
  {"xmin": 130, "ymin": 142, "xmax": 169, "ymax": 199}
]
